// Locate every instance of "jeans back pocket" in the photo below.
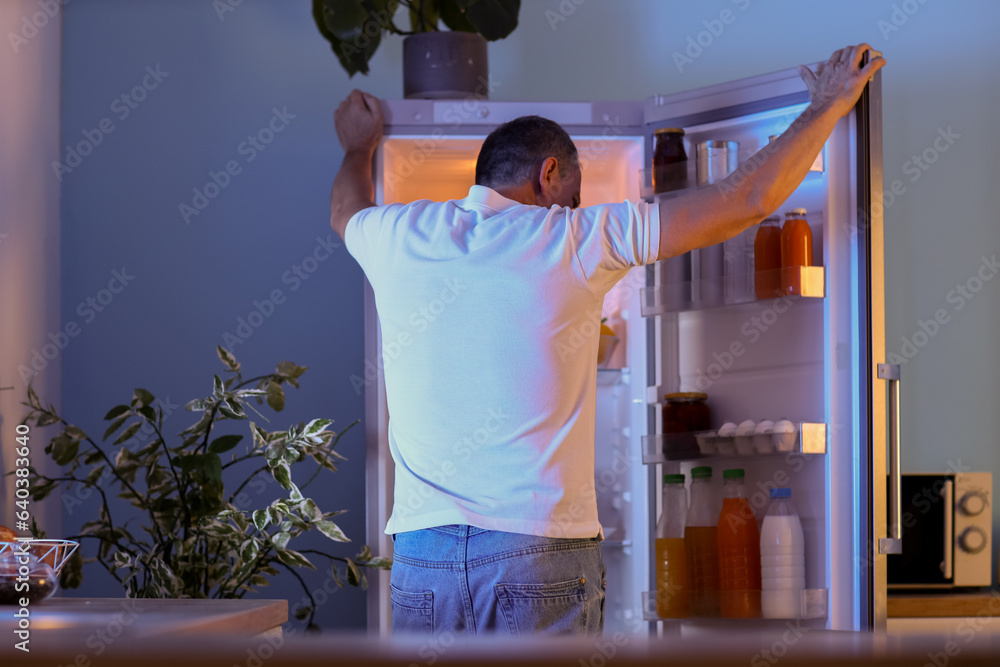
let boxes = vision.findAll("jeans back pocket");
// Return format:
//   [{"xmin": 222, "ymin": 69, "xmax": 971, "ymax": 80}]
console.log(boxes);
[
  {"xmin": 390, "ymin": 583, "xmax": 434, "ymax": 634},
  {"xmin": 494, "ymin": 577, "xmax": 588, "ymax": 635}
]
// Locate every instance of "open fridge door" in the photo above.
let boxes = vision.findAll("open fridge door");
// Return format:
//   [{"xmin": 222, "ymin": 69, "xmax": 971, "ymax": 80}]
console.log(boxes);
[{"xmin": 637, "ymin": 59, "xmax": 884, "ymax": 635}]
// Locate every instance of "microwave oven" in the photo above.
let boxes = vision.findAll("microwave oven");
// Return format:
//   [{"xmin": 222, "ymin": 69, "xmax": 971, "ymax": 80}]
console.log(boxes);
[{"xmin": 887, "ymin": 472, "xmax": 993, "ymax": 588}]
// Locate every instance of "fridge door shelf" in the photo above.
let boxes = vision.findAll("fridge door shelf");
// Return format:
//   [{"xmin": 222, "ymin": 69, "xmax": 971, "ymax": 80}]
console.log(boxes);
[
  {"xmin": 640, "ymin": 266, "xmax": 825, "ymax": 317},
  {"xmin": 641, "ymin": 588, "xmax": 829, "ymax": 622},
  {"xmin": 638, "ymin": 164, "xmax": 823, "ymax": 202},
  {"xmin": 641, "ymin": 423, "xmax": 827, "ymax": 463}
]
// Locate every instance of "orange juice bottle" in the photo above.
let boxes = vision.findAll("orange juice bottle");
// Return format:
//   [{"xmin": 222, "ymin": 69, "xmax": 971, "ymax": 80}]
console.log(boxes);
[
  {"xmin": 655, "ymin": 474, "xmax": 690, "ymax": 618},
  {"xmin": 717, "ymin": 468, "xmax": 761, "ymax": 618},
  {"xmin": 753, "ymin": 216, "xmax": 782, "ymax": 299},
  {"xmin": 780, "ymin": 208, "xmax": 813, "ymax": 295},
  {"xmin": 685, "ymin": 466, "xmax": 721, "ymax": 617}
]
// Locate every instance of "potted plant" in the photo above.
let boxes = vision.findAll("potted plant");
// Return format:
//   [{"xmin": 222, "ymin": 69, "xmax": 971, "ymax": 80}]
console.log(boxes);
[
  {"xmin": 312, "ymin": 0, "xmax": 520, "ymax": 98},
  {"xmin": 22, "ymin": 347, "xmax": 389, "ymax": 630}
]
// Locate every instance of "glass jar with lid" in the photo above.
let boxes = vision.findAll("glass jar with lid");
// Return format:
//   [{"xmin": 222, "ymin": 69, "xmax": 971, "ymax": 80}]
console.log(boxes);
[{"xmin": 662, "ymin": 392, "xmax": 711, "ymax": 433}]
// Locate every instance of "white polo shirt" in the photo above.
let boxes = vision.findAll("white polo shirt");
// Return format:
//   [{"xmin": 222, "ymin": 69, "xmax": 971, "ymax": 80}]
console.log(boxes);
[{"xmin": 345, "ymin": 185, "xmax": 659, "ymax": 538}]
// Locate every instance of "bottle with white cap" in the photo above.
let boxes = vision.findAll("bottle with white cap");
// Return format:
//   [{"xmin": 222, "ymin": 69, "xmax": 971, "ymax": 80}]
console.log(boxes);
[{"xmin": 760, "ymin": 487, "xmax": 806, "ymax": 618}]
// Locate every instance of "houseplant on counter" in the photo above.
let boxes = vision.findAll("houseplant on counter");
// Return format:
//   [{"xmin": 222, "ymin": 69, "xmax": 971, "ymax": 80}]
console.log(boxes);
[
  {"xmin": 22, "ymin": 347, "xmax": 389, "ymax": 630},
  {"xmin": 313, "ymin": 0, "xmax": 520, "ymax": 98}
]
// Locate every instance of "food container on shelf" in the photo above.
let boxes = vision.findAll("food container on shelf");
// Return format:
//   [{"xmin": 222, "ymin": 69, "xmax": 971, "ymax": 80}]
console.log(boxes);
[
  {"xmin": 773, "ymin": 420, "xmax": 797, "ymax": 452},
  {"xmin": 754, "ymin": 420, "xmax": 775, "ymax": 454},
  {"xmin": 735, "ymin": 419, "xmax": 756, "ymax": 455}
]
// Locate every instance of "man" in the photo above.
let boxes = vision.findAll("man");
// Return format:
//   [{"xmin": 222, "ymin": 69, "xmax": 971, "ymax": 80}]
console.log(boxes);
[{"xmin": 330, "ymin": 44, "xmax": 885, "ymax": 636}]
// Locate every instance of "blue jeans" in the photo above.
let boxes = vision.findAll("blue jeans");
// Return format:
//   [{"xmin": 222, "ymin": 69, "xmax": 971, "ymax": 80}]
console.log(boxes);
[{"xmin": 390, "ymin": 525, "xmax": 606, "ymax": 636}]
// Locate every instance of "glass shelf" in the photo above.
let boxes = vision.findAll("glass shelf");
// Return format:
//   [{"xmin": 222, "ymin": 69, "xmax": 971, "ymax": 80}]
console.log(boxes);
[
  {"xmin": 640, "ymin": 266, "xmax": 825, "ymax": 317},
  {"xmin": 641, "ymin": 423, "xmax": 827, "ymax": 464},
  {"xmin": 639, "ymin": 168, "xmax": 824, "ymax": 203},
  {"xmin": 641, "ymin": 588, "xmax": 828, "ymax": 622}
]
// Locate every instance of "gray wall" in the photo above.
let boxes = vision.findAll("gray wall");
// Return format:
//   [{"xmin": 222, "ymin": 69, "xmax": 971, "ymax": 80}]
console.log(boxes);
[{"xmin": 37, "ymin": 0, "xmax": 1000, "ymax": 630}]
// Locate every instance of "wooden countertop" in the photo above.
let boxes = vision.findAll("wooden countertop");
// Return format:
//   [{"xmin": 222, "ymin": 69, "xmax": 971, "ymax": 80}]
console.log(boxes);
[
  {"xmin": 0, "ymin": 597, "xmax": 287, "ymax": 639},
  {"xmin": 888, "ymin": 590, "xmax": 1000, "ymax": 617}
]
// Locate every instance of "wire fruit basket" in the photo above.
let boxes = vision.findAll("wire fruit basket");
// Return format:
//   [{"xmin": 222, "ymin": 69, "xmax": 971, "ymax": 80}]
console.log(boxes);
[{"xmin": 0, "ymin": 539, "xmax": 79, "ymax": 574}]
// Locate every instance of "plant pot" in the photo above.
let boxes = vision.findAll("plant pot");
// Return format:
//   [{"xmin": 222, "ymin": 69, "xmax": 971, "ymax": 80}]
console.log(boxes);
[{"xmin": 403, "ymin": 31, "xmax": 489, "ymax": 100}]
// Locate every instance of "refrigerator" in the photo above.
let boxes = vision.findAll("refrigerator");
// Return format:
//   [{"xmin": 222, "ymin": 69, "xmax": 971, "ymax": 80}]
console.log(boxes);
[{"xmin": 361, "ymin": 59, "xmax": 890, "ymax": 639}]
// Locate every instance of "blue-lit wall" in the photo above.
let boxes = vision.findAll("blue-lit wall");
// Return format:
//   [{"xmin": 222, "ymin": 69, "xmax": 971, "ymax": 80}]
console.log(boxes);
[{"xmin": 57, "ymin": 0, "xmax": 1000, "ymax": 629}]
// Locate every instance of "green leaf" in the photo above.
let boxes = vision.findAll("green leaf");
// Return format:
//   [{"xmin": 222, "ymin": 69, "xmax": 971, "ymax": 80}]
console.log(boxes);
[
  {"xmin": 315, "ymin": 520, "xmax": 351, "ymax": 543},
  {"xmin": 303, "ymin": 419, "xmax": 334, "ymax": 437},
  {"xmin": 240, "ymin": 539, "xmax": 259, "ymax": 562},
  {"xmin": 132, "ymin": 388, "xmax": 155, "ymax": 409},
  {"xmin": 321, "ymin": 0, "xmax": 370, "ymax": 41},
  {"xmin": 271, "ymin": 461, "xmax": 292, "ymax": 490},
  {"xmin": 458, "ymin": 0, "xmax": 519, "ymax": 40},
  {"xmin": 276, "ymin": 361, "xmax": 308, "ymax": 388},
  {"xmin": 114, "ymin": 421, "xmax": 143, "ymax": 446},
  {"xmin": 84, "ymin": 465, "xmax": 106, "ymax": 486},
  {"xmin": 51, "ymin": 434, "xmax": 80, "ymax": 466},
  {"xmin": 275, "ymin": 548, "xmax": 315, "ymax": 569},
  {"xmin": 272, "ymin": 531, "xmax": 292, "ymax": 550},
  {"xmin": 440, "ymin": 0, "xmax": 476, "ymax": 32},
  {"xmin": 64, "ymin": 425, "xmax": 87, "ymax": 441},
  {"xmin": 300, "ymin": 498, "xmax": 323, "ymax": 522},
  {"xmin": 294, "ymin": 606, "xmax": 312, "ymax": 621},
  {"xmin": 213, "ymin": 374, "xmax": 225, "ymax": 399},
  {"xmin": 200, "ymin": 453, "xmax": 223, "ymax": 484},
  {"xmin": 208, "ymin": 434, "xmax": 243, "ymax": 454},
  {"xmin": 217, "ymin": 346, "xmax": 241, "ymax": 373},
  {"xmin": 137, "ymin": 405, "xmax": 157, "ymax": 423},
  {"xmin": 35, "ymin": 412, "xmax": 60, "ymax": 427},
  {"xmin": 346, "ymin": 557, "xmax": 363, "ymax": 587},
  {"xmin": 103, "ymin": 413, "xmax": 130, "ymax": 441},
  {"xmin": 409, "ymin": 0, "xmax": 439, "ymax": 31},
  {"xmin": 266, "ymin": 382, "xmax": 285, "ymax": 412},
  {"xmin": 252, "ymin": 509, "xmax": 270, "ymax": 531},
  {"xmin": 368, "ymin": 556, "xmax": 393, "ymax": 570},
  {"xmin": 185, "ymin": 398, "xmax": 210, "ymax": 412}
]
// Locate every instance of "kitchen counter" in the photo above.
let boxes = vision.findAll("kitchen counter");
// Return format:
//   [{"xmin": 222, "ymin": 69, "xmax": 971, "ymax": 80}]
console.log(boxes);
[
  {"xmin": 889, "ymin": 590, "xmax": 1000, "ymax": 618},
  {"xmin": 0, "ymin": 597, "xmax": 287, "ymax": 650},
  {"xmin": 1, "ymin": 629, "xmax": 1000, "ymax": 667}
]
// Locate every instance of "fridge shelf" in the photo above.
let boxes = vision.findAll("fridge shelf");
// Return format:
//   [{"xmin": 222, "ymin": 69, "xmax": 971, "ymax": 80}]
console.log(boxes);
[
  {"xmin": 641, "ymin": 588, "xmax": 828, "ymax": 622},
  {"xmin": 639, "ymin": 168, "xmax": 824, "ymax": 203},
  {"xmin": 641, "ymin": 423, "xmax": 827, "ymax": 463},
  {"xmin": 640, "ymin": 266, "xmax": 825, "ymax": 317}
]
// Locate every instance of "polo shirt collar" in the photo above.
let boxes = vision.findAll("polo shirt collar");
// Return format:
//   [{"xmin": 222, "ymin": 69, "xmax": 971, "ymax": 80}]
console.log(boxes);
[{"xmin": 465, "ymin": 185, "xmax": 521, "ymax": 213}]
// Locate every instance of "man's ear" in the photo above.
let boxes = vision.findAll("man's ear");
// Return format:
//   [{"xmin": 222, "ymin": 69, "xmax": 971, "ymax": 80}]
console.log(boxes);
[{"xmin": 536, "ymin": 156, "xmax": 562, "ymax": 201}]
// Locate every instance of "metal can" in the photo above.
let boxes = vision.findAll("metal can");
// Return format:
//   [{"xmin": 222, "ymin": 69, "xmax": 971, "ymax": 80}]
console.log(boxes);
[
  {"xmin": 696, "ymin": 140, "xmax": 739, "ymax": 186},
  {"xmin": 653, "ymin": 128, "xmax": 687, "ymax": 194}
]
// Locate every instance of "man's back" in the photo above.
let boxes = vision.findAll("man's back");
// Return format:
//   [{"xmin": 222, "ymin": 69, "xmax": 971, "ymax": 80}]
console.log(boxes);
[{"xmin": 345, "ymin": 185, "xmax": 659, "ymax": 539}]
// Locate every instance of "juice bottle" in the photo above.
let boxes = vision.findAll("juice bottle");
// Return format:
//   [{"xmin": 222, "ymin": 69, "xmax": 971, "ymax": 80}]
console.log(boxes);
[
  {"xmin": 753, "ymin": 216, "xmax": 782, "ymax": 299},
  {"xmin": 655, "ymin": 473, "xmax": 690, "ymax": 618},
  {"xmin": 685, "ymin": 466, "xmax": 721, "ymax": 617},
  {"xmin": 780, "ymin": 208, "xmax": 813, "ymax": 295},
  {"xmin": 717, "ymin": 468, "xmax": 761, "ymax": 618}
]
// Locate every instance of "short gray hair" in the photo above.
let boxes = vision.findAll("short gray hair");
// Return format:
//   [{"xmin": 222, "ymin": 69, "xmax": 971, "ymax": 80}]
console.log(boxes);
[{"xmin": 475, "ymin": 116, "xmax": 578, "ymax": 189}]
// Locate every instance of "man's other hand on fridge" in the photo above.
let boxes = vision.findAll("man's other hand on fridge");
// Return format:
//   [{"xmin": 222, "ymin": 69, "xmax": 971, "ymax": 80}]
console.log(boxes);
[
  {"xmin": 798, "ymin": 44, "xmax": 886, "ymax": 119},
  {"xmin": 335, "ymin": 89, "xmax": 383, "ymax": 156}
]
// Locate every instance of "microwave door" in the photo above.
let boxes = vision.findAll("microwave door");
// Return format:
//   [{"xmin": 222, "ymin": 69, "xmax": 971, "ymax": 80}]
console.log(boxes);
[{"xmin": 887, "ymin": 475, "xmax": 952, "ymax": 587}]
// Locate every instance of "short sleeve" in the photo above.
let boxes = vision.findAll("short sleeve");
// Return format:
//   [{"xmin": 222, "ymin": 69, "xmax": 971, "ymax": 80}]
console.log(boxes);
[
  {"xmin": 344, "ymin": 204, "xmax": 395, "ymax": 276},
  {"xmin": 569, "ymin": 199, "xmax": 660, "ymax": 295}
]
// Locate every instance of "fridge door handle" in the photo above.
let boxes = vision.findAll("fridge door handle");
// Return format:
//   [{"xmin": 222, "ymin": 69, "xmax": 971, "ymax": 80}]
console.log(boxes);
[
  {"xmin": 940, "ymin": 479, "xmax": 954, "ymax": 579},
  {"xmin": 878, "ymin": 363, "xmax": 902, "ymax": 554}
]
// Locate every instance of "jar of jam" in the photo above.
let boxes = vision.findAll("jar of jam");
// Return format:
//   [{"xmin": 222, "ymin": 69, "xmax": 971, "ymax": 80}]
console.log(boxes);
[
  {"xmin": 662, "ymin": 392, "xmax": 711, "ymax": 433},
  {"xmin": 653, "ymin": 128, "xmax": 688, "ymax": 194}
]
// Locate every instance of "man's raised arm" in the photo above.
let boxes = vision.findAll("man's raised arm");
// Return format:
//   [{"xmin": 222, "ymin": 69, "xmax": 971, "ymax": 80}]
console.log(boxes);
[
  {"xmin": 330, "ymin": 90, "xmax": 383, "ymax": 240},
  {"xmin": 656, "ymin": 44, "xmax": 886, "ymax": 261}
]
